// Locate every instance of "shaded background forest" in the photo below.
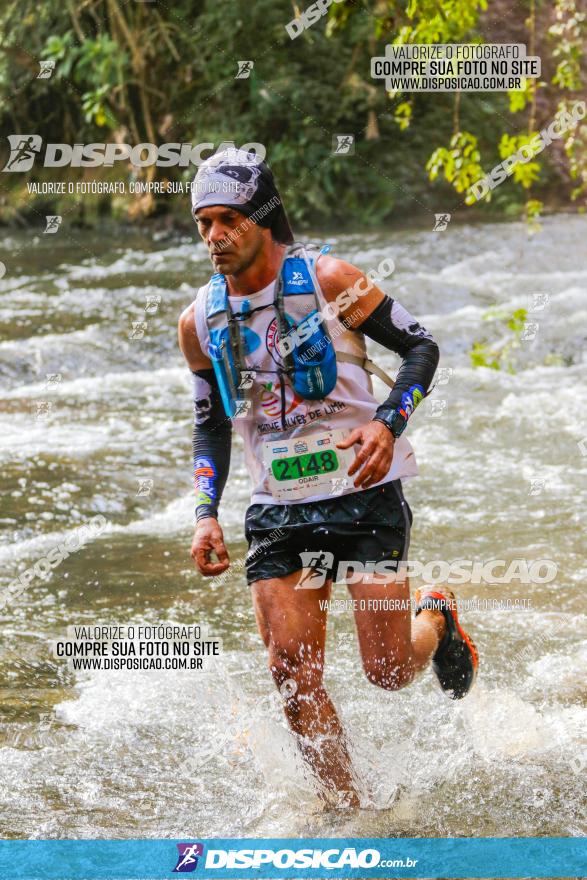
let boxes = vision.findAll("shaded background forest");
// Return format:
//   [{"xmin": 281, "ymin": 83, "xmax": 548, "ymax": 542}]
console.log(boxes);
[{"xmin": 0, "ymin": 0, "xmax": 585, "ymax": 230}]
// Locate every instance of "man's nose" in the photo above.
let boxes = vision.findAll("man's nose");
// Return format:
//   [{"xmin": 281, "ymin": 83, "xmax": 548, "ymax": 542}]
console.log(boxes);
[{"xmin": 208, "ymin": 221, "xmax": 229, "ymax": 245}]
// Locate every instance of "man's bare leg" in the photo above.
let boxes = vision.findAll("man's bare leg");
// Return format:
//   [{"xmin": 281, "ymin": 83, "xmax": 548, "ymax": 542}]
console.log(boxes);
[
  {"xmin": 251, "ymin": 570, "xmax": 359, "ymax": 805},
  {"xmin": 348, "ymin": 575, "xmax": 446, "ymax": 690}
]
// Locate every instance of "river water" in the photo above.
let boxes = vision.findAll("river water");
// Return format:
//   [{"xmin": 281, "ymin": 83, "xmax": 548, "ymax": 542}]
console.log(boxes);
[{"xmin": 0, "ymin": 215, "xmax": 585, "ymax": 841}]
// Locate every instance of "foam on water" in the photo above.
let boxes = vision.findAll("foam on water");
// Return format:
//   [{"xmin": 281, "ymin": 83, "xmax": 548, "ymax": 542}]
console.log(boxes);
[
  {"xmin": 2, "ymin": 366, "xmax": 188, "ymax": 401},
  {"xmin": 61, "ymin": 241, "xmax": 208, "ymax": 280}
]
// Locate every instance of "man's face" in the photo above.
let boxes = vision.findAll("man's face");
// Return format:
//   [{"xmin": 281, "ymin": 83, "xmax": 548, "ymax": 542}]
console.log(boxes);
[{"xmin": 194, "ymin": 205, "xmax": 267, "ymax": 275}]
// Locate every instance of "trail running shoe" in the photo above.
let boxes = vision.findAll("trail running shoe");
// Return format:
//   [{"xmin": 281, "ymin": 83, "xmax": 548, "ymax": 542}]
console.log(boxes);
[{"xmin": 414, "ymin": 587, "xmax": 479, "ymax": 700}]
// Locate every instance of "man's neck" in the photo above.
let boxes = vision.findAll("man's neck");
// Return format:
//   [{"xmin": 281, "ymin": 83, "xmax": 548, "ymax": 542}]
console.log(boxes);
[{"xmin": 225, "ymin": 241, "xmax": 286, "ymax": 296}]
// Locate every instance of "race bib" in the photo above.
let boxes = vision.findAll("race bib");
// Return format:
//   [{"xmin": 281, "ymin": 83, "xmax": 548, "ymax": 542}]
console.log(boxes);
[{"xmin": 262, "ymin": 429, "xmax": 353, "ymax": 501}]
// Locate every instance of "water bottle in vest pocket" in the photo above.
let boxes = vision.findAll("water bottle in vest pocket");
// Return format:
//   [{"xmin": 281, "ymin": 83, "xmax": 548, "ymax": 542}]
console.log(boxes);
[{"xmin": 289, "ymin": 308, "xmax": 337, "ymax": 399}]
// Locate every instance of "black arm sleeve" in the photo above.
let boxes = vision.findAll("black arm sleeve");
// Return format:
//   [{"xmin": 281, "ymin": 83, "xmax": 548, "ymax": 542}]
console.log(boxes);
[
  {"xmin": 191, "ymin": 369, "xmax": 232, "ymax": 521},
  {"xmin": 358, "ymin": 295, "xmax": 440, "ymax": 431}
]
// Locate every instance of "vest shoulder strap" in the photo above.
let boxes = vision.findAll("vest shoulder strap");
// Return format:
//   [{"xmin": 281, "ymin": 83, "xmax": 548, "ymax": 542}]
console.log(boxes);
[
  {"xmin": 206, "ymin": 273, "xmax": 227, "ymax": 319},
  {"xmin": 336, "ymin": 352, "xmax": 395, "ymax": 389}
]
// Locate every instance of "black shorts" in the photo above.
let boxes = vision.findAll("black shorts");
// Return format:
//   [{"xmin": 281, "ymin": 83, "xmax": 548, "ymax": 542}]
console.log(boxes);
[{"xmin": 244, "ymin": 480, "xmax": 413, "ymax": 585}]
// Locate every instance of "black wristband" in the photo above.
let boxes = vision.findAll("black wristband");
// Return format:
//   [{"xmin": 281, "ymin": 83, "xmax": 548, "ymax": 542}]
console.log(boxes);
[
  {"xmin": 373, "ymin": 409, "xmax": 407, "ymax": 438},
  {"xmin": 195, "ymin": 507, "xmax": 218, "ymax": 523}
]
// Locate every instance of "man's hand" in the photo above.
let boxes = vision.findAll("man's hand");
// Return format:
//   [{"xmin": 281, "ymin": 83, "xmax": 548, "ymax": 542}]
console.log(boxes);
[
  {"xmin": 336, "ymin": 421, "xmax": 395, "ymax": 489},
  {"xmin": 191, "ymin": 517, "xmax": 230, "ymax": 576}
]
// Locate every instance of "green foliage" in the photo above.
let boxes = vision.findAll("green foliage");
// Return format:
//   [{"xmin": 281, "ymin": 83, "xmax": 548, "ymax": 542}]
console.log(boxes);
[
  {"xmin": 498, "ymin": 133, "xmax": 541, "ymax": 188},
  {"xmin": 470, "ymin": 307, "xmax": 528, "ymax": 372},
  {"xmin": 524, "ymin": 197, "xmax": 544, "ymax": 234},
  {"xmin": 41, "ymin": 30, "xmax": 127, "ymax": 127},
  {"xmin": 469, "ymin": 341, "xmax": 500, "ymax": 370},
  {"xmin": 426, "ymin": 132, "xmax": 485, "ymax": 198},
  {"xmin": 507, "ymin": 78, "xmax": 536, "ymax": 113},
  {"xmin": 550, "ymin": 0, "xmax": 584, "ymax": 91},
  {"xmin": 389, "ymin": 0, "xmax": 586, "ymax": 221},
  {"xmin": 393, "ymin": 101, "xmax": 412, "ymax": 130},
  {"xmin": 403, "ymin": 0, "xmax": 488, "ymax": 43},
  {"xmin": 0, "ymin": 0, "xmax": 583, "ymax": 225}
]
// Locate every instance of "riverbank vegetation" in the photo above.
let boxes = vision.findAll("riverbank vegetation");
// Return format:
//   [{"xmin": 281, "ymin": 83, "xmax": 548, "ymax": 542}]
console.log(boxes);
[{"xmin": 0, "ymin": 0, "xmax": 584, "ymax": 229}]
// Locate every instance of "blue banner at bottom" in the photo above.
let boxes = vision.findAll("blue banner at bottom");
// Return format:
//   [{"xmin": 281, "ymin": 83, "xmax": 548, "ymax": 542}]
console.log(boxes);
[{"xmin": 0, "ymin": 837, "xmax": 585, "ymax": 879}]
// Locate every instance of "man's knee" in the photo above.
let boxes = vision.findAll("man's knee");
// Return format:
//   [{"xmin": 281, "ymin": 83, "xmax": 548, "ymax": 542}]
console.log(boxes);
[
  {"xmin": 363, "ymin": 656, "xmax": 415, "ymax": 691},
  {"xmin": 268, "ymin": 644, "xmax": 324, "ymax": 695}
]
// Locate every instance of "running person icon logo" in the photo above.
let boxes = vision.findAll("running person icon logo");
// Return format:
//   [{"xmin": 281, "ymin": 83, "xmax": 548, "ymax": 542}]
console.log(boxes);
[
  {"xmin": 332, "ymin": 134, "xmax": 355, "ymax": 155},
  {"xmin": 44, "ymin": 215, "xmax": 62, "ymax": 234},
  {"xmin": 329, "ymin": 475, "xmax": 351, "ymax": 495},
  {"xmin": 235, "ymin": 60, "xmax": 254, "ymax": 79},
  {"xmin": 37, "ymin": 60, "xmax": 55, "ymax": 79},
  {"xmin": 237, "ymin": 370, "xmax": 256, "ymax": 390},
  {"xmin": 433, "ymin": 213, "xmax": 451, "ymax": 231},
  {"xmin": 2, "ymin": 135, "xmax": 42, "ymax": 172},
  {"xmin": 173, "ymin": 843, "xmax": 204, "ymax": 873},
  {"xmin": 296, "ymin": 551, "xmax": 334, "ymax": 589}
]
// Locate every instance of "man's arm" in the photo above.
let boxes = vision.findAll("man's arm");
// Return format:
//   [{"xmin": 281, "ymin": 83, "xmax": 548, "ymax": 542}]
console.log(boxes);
[
  {"xmin": 316, "ymin": 256, "xmax": 440, "ymax": 487},
  {"xmin": 178, "ymin": 304, "xmax": 231, "ymax": 576}
]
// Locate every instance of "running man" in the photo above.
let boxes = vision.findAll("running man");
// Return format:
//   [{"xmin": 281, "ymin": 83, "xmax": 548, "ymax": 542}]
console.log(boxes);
[{"xmin": 178, "ymin": 149, "xmax": 478, "ymax": 806}]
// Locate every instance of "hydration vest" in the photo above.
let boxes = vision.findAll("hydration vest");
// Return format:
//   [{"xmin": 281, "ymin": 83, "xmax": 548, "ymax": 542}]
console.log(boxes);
[{"xmin": 205, "ymin": 242, "xmax": 394, "ymax": 423}]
